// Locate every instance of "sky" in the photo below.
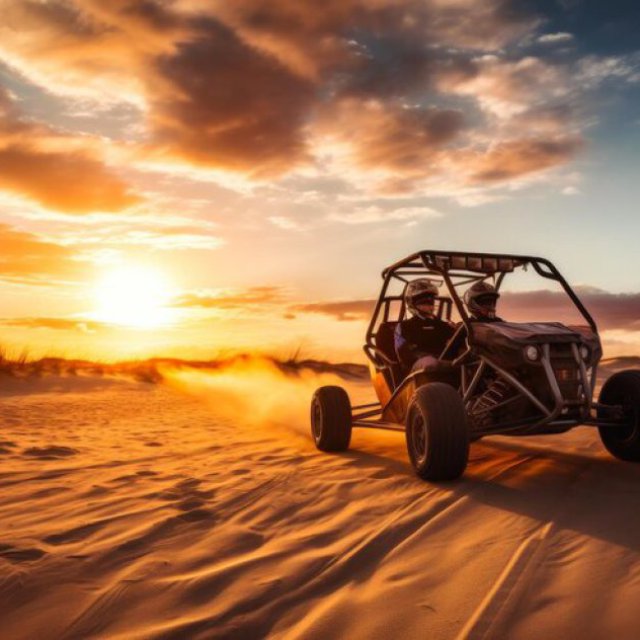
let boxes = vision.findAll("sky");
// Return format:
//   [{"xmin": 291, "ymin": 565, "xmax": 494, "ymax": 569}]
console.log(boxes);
[{"xmin": 0, "ymin": 0, "xmax": 638, "ymax": 362}]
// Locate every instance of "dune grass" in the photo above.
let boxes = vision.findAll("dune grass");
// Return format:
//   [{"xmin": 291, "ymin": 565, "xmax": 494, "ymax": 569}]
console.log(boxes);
[{"xmin": 0, "ymin": 345, "xmax": 368, "ymax": 384}]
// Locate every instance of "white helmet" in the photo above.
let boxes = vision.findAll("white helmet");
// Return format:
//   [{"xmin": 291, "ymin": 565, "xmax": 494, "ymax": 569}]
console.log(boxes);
[
  {"xmin": 464, "ymin": 281, "xmax": 500, "ymax": 319},
  {"xmin": 405, "ymin": 279, "xmax": 438, "ymax": 319}
]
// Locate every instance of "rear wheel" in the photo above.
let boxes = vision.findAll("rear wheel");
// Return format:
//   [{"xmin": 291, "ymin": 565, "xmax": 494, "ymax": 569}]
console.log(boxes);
[
  {"xmin": 310, "ymin": 386, "xmax": 352, "ymax": 452},
  {"xmin": 406, "ymin": 383, "xmax": 469, "ymax": 481},
  {"xmin": 598, "ymin": 370, "xmax": 640, "ymax": 462}
]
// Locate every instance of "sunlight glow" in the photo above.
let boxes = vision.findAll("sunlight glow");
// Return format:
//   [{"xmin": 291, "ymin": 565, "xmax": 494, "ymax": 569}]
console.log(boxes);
[{"xmin": 93, "ymin": 265, "xmax": 175, "ymax": 328}]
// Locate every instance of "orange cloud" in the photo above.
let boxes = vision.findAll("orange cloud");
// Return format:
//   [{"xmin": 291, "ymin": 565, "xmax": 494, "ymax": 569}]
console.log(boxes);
[
  {"xmin": 0, "ymin": 144, "xmax": 139, "ymax": 213},
  {"xmin": 0, "ymin": 87, "xmax": 139, "ymax": 213},
  {"xmin": 316, "ymin": 99, "xmax": 464, "ymax": 173},
  {"xmin": 0, "ymin": 317, "xmax": 109, "ymax": 332},
  {"xmin": 149, "ymin": 19, "xmax": 315, "ymax": 176},
  {"xmin": 0, "ymin": 223, "xmax": 77, "ymax": 280},
  {"xmin": 0, "ymin": 1, "xmax": 180, "ymax": 101},
  {"xmin": 290, "ymin": 299, "xmax": 375, "ymax": 321},
  {"xmin": 174, "ymin": 286, "xmax": 285, "ymax": 309},
  {"xmin": 471, "ymin": 137, "xmax": 583, "ymax": 182}
]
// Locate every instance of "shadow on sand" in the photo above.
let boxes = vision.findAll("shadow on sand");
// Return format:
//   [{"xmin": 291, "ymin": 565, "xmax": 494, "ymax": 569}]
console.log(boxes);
[{"xmin": 341, "ymin": 432, "xmax": 640, "ymax": 552}]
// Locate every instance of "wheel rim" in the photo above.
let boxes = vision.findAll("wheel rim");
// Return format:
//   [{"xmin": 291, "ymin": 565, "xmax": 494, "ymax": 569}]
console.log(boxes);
[
  {"xmin": 311, "ymin": 398, "xmax": 323, "ymax": 442},
  {"xmin": 410, "ymin": 410, "xmax": 428, "ymax": 466}
]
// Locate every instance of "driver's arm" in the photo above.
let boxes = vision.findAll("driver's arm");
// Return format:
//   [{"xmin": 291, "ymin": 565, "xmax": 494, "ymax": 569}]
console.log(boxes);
[{"xmin": 394, "ymin": 322, "xmax": 424, "ymax": 368}]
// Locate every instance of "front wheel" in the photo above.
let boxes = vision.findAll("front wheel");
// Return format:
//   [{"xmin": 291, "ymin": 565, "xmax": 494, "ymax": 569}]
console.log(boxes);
[
  {"xmin": 597, "ymin": 370, "xmax": 640, "ymax": 462},
  {"xmin": 310, "ymin": 386, "xmax": 352, "ymax": 452},
  {"xmin": 406, "ymin": 383, "xmax": 469, "ymax": 481}
]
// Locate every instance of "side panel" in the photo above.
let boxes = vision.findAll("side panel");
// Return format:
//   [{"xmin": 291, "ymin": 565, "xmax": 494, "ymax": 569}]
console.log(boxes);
[{"xmin": 370, "ymin": 364, "xmax": 393, "ymax": 407}]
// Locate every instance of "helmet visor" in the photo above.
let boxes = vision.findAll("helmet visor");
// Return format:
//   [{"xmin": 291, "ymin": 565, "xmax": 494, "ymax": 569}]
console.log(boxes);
[
  {"xmin": 413, "ymin": 292, "xmax": 436, "ymax": 306},
  {"xmin": 475, "ymin": 293, "xmax": 498, "ymax": 312}
]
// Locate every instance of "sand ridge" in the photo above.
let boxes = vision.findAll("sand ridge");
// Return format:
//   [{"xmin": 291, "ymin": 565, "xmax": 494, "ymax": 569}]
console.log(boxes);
[{"xmin": 1, "ymin": 364, "xmax": 640, "ymax": 639}]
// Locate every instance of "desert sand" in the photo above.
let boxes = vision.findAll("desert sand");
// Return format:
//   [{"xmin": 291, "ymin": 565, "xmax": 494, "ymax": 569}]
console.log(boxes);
[{"xmin": 1, "ymin": 358, "xmax": 640, "ymax": 639}]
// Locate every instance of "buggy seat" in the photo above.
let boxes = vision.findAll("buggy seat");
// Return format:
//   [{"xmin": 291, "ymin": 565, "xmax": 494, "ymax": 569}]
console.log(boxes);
[{"xmin": 374, "ymin": 321, "xmax": 406, "ymax": 389}]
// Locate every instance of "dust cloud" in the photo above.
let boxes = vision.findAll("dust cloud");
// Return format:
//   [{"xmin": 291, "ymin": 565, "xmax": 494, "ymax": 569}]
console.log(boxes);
[{"xmin": 161, "ymin": 357, "xmax": 369, "ymax": 434}]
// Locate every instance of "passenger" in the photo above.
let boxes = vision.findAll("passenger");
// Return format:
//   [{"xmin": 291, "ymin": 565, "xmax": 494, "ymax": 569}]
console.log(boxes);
[
  {"xmin": 395, "ymin": 279, "xmax": 456, "ymax": 372},
  {"xmin": 464, "ymin": 282, "xmax": 503, "ymax": 322}
]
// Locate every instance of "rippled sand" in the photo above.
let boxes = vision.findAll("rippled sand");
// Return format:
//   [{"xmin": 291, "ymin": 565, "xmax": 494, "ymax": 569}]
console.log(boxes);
[{"xmin": 1, "ymin": 365, "xmax": 639, "ymax": 639}]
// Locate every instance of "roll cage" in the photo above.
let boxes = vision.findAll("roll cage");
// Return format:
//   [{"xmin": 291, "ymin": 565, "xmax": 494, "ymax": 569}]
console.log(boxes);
[{"xmin": 363, "ymin": 250, "xmax": 598, "ymax": 370}]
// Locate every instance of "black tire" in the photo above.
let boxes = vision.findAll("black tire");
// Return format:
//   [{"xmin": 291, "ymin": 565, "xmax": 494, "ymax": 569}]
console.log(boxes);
[
  {"xmin": 310, "ymin": 386, "xmax": 352, "ymax": 452},
  {"xmin": 406, "ymin": 383, "xmax": 470, "ymax": 481},
  {"xmin": 597, "ymin": 370, "xmax": 640, "ymax": 462}
]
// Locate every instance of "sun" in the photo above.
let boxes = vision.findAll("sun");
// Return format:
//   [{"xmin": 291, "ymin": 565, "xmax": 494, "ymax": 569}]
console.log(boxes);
[{"xmin": 93, "ymin": 265, "xmax": 174, "ymax": 328}]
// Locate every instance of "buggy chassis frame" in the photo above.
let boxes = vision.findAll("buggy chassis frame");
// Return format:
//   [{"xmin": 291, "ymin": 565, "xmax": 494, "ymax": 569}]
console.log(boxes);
[{"xmin": 350, "ymin": 251, "xmax": 627, "ymax": 436}]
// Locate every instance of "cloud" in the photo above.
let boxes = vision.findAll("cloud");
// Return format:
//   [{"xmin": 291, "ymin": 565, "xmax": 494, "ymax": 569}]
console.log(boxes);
[
  {"xmin": 0, "ymin": 144, "xmax": 139, "ymax": 213},
  {"xmin": 149, "ymin": 18, "xmax": 315, "ymax": 175},
  {"xmin": 0, "ymin": 317, "xmax": 109, "ymax": 332},
  {"xmin": 438, "ymin": 55, "xmax": 569, "ymax": 119},
  {"xmin": 0, "ymin": 86, "xmax": 139, "ymax": 213},
  {"xmin": 500, "ymin": 287, "xmax": 640, "ymax": 331},
  {"xmin": 316, "ymin": 99, "xmax": 464, "ymax": 173},
  {"xmin": 0, "ymin": 0, "xmax": 179, "ymax": 103},
  {"xmin": 174, "ymin": 286, "xmax": 285, "ymax": 309},
  {"xmin": 419, "ymin": 0, "xmax": 539, "ymax": 50},
  {"xmin": 289, "ymin": 299, "xmax": 375, "ymax": 321},
  {"xmin": 53, "ymin": 222, "xmax": 223, "ymax": 251},
  {"xmin": 0, "ymin": 0, "xmax": 630, "ymax": 203},
  {"xmin": 0, "ymin": 0, "xmax": 538, "ymax": 181},
  {"xmin": 509, "ymin": 105, "xmax": 576, "ymax": 136},
  {"xmin": 470, "ymin": 137, "xmax": 583, "ymax": 182},
  {"xmin": 328, "ymin": 204, "xmax": 441, "ymax": 224},
  {"xmin": 537, "ymin": 32, "xmax": 574, "ymax": 44},
  {"xmin": 268, "ymin": 216, "xmax": 301, "ymax": 230},
  {"xmin": 576, "ymin": 54, "xmax": 640, "ymax": 88},
  {"xmin": 0, "ymin": 223, "xmax": 77, "ymax": 280},
  {"xmin": 210, "ymin": 0, "xmax": 538, "ymax": 78},
  {"xmin": 311, "ymin": 98, "xmax": 466, "ymax": 193}
]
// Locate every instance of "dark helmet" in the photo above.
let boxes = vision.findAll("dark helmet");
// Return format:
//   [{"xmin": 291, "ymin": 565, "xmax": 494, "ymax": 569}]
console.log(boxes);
[
  {"xmin": 464, "ymin": 281, "xmax": 500, "ymax": 319},
  {"xmin": 405, "ymin": 279, "xmax": 438, "ymax": 319}
]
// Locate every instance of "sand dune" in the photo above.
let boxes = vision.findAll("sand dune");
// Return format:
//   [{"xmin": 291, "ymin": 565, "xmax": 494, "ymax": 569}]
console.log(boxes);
[{"xmin": 1, "ymin": 360, "xmax": 640, "ymax": 639}]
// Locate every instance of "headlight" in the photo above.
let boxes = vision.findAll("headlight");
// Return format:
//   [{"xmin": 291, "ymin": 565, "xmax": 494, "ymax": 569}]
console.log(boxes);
[
  {"xmin": 579, "ymin": 345, "xmax": 590, "ymax": 361},
  {"xmin": 524, "ymin": 345, "xmax": 540, "ymax": 361}
]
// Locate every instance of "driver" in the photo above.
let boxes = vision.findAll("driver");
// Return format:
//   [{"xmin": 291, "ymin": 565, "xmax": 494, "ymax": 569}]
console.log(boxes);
[
  {"xmin": 395, "ymin": 279, "xmax": 455, "ymax": 371},
  {"xmin": 464, "ymin": 281, "xmax": 503, "ymax": 322}
]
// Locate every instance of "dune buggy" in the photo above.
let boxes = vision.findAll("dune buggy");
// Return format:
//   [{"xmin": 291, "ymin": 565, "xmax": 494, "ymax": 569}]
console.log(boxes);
[{"xmin": 310, "ymin": 251, "xmax": 640, "ymax": 481}]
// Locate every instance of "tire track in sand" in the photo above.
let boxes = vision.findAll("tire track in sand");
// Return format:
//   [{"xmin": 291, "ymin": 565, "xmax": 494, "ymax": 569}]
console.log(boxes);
[
  {"xmin": 454, "ymin": 521, "xmax": 554, "ymax": 640},
  {"xmin": 454, "ymin": 450, "xmax": 593, "ymax": 640}
]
